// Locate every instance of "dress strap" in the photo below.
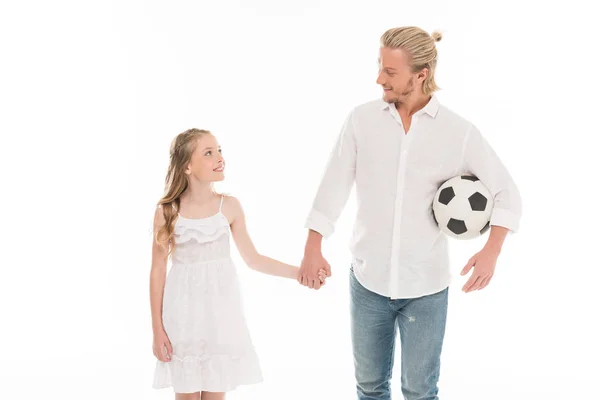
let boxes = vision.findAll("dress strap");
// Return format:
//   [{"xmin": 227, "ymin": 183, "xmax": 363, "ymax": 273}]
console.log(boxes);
[{"xmin": 219, "ymin": 195, "xmax": 224, "ymax": 212}]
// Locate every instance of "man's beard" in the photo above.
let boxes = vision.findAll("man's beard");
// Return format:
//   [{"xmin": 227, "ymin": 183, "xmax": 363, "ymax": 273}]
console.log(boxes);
[
  {"xmin": 400, "ymin": 77, "xmax": 414, "ymax": 97},
  {"xmin": 383, "ymin": 77, "xmax": 414, "ymax": 103}
]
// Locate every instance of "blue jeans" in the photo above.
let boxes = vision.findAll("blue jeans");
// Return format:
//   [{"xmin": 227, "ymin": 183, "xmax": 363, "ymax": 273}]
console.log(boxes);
[{"xmin": 350, "ymin": 266, "xmax": 448, "ymax": 400}]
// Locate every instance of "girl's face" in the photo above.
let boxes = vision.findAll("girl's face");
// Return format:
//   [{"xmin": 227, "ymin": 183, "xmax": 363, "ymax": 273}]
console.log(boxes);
[{"xmin": 185, "ymin": 134, "xmax": 225, "ymax": 182}]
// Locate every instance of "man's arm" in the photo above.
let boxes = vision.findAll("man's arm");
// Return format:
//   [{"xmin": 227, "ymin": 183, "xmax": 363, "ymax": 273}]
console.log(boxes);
[
  {"xmin": 300, "ymin": 110, "xmax": 358, "ymax": 289},
  {"xmin": 460, "ymin": 124, "xmax": 522, "ymax": 292},
  {"xmin": 464, "ymin": 124, "xmax": 522, "ymax": 233}
]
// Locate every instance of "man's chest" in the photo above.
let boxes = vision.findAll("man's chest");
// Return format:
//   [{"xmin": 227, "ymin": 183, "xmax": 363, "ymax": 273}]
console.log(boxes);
[{"xmin": 356, "ymin": 122, "xmax": 466, "ymax": 184}]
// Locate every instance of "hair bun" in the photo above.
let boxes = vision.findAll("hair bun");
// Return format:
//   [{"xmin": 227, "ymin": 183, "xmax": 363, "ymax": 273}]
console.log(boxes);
[{"xmin": 431, "ymin": 31, "xmax": 443, "ymax": 42}]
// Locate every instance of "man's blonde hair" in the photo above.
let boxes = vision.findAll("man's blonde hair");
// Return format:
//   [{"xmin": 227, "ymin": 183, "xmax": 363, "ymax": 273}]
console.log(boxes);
[{"xmin": 380, "ymin": 26, "xmax": 443, "ymax": 95}]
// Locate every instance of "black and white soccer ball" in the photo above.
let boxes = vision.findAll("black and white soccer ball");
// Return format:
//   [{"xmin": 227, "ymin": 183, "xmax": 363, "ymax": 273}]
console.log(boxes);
[{"xmin": 432, "ymin": 175, "xmax": 492, "ymax": 240}]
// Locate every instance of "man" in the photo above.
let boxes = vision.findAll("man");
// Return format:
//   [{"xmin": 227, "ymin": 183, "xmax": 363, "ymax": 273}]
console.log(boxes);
[{"xmin": 297, "ymin": 26, "xmax": 522, "ymax": 400}]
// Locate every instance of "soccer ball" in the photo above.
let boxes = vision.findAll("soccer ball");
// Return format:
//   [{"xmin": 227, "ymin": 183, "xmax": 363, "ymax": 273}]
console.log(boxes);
[{"xmin": 432, "ymin": 175, "xmax": 492, "ymax": 240}]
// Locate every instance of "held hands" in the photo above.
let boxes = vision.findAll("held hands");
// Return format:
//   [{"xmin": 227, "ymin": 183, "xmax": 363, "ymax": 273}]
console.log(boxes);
[
  {"xmin": 461, "ymin": 246, "xmax": 500, "ymax": 293},
  {"xmin": 298, "ymin": 267, "xmax": 329, "ymax": 288},
  {"xmin": 298, "ymin": 251, "xmax": 332, "ymax": 290}
]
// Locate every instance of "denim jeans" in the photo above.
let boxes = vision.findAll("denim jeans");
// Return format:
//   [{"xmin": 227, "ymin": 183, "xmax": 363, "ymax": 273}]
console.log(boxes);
[{"xmin": 350, "ymin": 266, "xmax": 448, "ymax": 400}]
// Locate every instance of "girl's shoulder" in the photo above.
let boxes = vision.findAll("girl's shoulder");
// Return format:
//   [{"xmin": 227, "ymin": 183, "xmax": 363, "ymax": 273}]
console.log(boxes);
[
  {"xmin": 221, "ymin": 193, "xmax": 240, "ymax": 207},
  {"xmin": 155, "ymin": 202, "xmax": 175, "ymax": 214},
  {"xmin": 219, "ymin": 194, "xmax": 244, "ymax": 222},
  {"xmin": 154, "ymin": 203, "xmax": 166, "ymax": 224}
]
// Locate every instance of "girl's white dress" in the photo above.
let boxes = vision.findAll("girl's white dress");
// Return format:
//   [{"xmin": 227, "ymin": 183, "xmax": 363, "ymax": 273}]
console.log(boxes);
[{"xmin": 153, "ymin": 197, "xmax": 263, "ymax": 393}]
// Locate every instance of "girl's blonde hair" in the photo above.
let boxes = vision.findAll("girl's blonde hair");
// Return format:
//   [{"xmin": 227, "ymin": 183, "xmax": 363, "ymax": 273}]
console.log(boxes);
[
  {"xmin": 380, "ymin": 26, "xmax": 443, "ymax": 95},
  {"xmin": 155, "ymin": 128, "xmax": 214, "ymax": 254}
]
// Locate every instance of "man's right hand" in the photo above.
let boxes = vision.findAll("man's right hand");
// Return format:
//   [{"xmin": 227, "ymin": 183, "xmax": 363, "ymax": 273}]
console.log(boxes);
[{"xmin": 299, "ymin": 250, "xmax": 331, "ymax": 290}]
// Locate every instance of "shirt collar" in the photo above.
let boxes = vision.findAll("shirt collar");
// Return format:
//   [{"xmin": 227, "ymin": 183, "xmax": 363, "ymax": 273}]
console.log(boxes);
[{"xmin": 380, "ymin": 94, "xmax": 440, "ymax": 118}]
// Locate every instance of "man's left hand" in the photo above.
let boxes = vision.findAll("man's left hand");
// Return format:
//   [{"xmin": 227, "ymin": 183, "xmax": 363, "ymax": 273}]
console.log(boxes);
[{"xmin": 461, "ymin": 247, "xmax": 500, "ymax": 293}]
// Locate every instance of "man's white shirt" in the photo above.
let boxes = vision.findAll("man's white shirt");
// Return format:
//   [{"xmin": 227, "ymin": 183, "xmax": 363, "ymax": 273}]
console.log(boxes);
[{"xmin": 305, "ymin": 95, "xmax": 522, "ymax": 299}]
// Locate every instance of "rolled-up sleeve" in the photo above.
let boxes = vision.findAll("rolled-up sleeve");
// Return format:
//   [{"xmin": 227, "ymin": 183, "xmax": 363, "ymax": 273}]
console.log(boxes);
[
  {"xmin": 464, "ymin": 125, "xmax": 522, "ymax": 233},
  {"xmin": 305, "ymin": 110, "xmax": 357, "ymax": 238}
]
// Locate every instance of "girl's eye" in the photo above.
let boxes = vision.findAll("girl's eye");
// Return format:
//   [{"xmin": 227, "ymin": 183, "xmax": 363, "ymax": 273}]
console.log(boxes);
[{"xmin": 205, "ymin": 151, "xmax": 211, "ymax": 156}]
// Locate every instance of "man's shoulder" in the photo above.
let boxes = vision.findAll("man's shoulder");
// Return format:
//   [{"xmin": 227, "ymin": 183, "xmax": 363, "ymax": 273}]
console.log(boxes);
[
  {"xmin": 351, "ymin": 98, "xmax": 387, "ymax": 114},
  {"xmin": 435, "ymin": 102, "xmax": 475, "ymax": 132},
  {"xmin": 344, "ymin": 98, "xmax": 387, "ymax": 123},
  {"xmin": 437, "ymin": 102, "xmax": 469, "ymax": 121}
]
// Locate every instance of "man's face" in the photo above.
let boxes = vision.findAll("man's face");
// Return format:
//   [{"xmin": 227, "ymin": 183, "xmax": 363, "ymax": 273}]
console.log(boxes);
[{"xmin": 376, "ymin": 47, "xmax": 425, "ymax": 103}]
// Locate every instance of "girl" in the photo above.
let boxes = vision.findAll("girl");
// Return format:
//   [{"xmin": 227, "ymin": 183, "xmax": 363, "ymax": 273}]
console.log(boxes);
[{"xmin": 150, "ymin": 128, "xmax": 327, "ymax": 400}]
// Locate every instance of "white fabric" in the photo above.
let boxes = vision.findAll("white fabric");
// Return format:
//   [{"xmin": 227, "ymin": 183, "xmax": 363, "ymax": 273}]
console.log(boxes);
[
  {"xmin": 153, "ymin": 198, "xmax": 263, "ymax": 393},
  {"xmin": 305, "ymin": 95, "xmax": 522, "ymax": 299}
]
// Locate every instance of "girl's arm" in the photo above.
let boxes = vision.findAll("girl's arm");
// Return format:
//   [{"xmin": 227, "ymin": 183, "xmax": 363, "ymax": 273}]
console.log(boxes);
[
  {"xmin": 228, "ymin": 196, "xmax": 309, "ymax": 280},
  {"xmin": 149, "ymin": 206, "xmax": 169, "ymax": 334}
]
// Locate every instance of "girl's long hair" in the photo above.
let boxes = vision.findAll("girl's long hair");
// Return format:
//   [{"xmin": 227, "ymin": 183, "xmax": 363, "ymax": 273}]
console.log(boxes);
[{"xmin": 155, "ymin": 128, "xmax": 213, "ymax": 255}]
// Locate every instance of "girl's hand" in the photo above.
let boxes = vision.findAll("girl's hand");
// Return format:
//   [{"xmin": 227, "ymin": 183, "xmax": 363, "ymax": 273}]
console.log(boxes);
[
  {"xmin": 153, "ymin": 329, "xmax": 173, "ymax": 362},
  {"xmin": 318, "ymin": 268, "xmax": 328, "ymax": 285}
]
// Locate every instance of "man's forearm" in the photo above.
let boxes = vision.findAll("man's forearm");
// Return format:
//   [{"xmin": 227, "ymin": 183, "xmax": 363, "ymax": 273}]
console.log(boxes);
[
  {"xmin": 484, "ymin": 225, "xmax": 509, "ymax": 254},
  {"xmin": 304, "ymin": 229, "xmax": 323, "ymax": 254}
]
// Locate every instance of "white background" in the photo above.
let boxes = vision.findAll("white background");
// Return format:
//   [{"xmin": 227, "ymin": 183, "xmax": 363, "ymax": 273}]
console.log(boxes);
[{"xmin": 1, "ymin": 1, "xmax": 599, "ymax": 399}]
